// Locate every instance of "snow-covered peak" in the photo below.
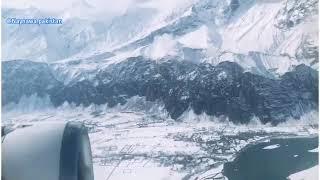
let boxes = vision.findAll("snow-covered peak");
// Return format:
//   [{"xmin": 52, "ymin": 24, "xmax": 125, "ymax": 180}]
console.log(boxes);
[
  {"xmin": 61, "ymin": 0, "xmax": 94, "ymax": 20},
  {"xmin": 2, "ymin": 0, "xmax": 318, "ymax": 78}
]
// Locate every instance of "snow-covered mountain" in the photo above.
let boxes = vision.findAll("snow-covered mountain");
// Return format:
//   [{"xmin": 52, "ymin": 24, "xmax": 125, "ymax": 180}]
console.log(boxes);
[
  {"xmin": 2, "ymin": 0, "xmax": 318, "ymax": 76},
  {"xmin": 2, "ymin": 0, "xmax": 319, "ymax": 123},
  {"xmin": 2, "ymin": 58, "xmax": 318, "ymax": 124},
  {"xmin": 1, "ymin": 0, "xmax": 195, "ymax": 61},
  {"xmin": 2, "ymin": 1, "xmax": 319, "ymax": 179}
]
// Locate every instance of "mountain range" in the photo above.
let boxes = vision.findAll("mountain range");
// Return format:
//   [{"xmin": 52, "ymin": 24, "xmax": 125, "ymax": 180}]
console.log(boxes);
[{"xmin": 2, "ymin": 0, "xmax": 319, "ymax": 124}]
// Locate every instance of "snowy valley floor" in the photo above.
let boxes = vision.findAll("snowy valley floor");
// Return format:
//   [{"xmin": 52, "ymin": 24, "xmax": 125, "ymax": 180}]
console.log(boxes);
[{"xmin": 2, "ymin": 104, "xmax": 319, "ymax": 180}]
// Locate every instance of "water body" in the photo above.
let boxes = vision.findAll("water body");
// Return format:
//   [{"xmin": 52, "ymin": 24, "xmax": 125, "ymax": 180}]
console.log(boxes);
[{"xmin": 223, "ymin": 136, "xmax": 319, "ymax": 180}]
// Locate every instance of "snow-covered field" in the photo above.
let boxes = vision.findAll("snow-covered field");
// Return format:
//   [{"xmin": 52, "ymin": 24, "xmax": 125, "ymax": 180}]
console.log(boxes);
[
  {"xmin": 2, "ymin": 97, "xmax": 318, "ymax": 180},
  {"xmin": 2, "ymin": 0, "xmax": 318, "ymax": 179},
  {"xmin": 288, "ymin": 147, "xmax": 319, "ymax": 180},
  {"xmin": 288, "ymin": 165, "xmax": 319, "ymax": 180}
]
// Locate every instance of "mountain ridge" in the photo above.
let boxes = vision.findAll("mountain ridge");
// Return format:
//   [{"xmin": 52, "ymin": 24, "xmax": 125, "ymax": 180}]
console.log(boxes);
[
  {"xmin": 2, "ymin": 58, "xmax": 318, "ymax": 124},
  {"xmin": 2, "ymin": 0, "xmax": 318, "ymax": 78}
]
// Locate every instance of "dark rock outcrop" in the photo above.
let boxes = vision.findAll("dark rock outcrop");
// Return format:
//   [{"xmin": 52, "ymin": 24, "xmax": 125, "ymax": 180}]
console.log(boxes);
[{"xmin": 2, "ymin": 58, "xmax": 318, "ymax": 124}]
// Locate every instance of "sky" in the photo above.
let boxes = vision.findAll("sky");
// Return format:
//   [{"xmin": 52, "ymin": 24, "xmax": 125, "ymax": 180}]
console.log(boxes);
[
  {"xmin": 2, "ymin": 0, "xmax": 196, "ymax": 20},
  {"xmin": 2, "ymin": 0, "xmax": 137, "ymax": 14},
  {"xmin": 2, "ymin": 0, "xmax": 194, "ymax": 13}
]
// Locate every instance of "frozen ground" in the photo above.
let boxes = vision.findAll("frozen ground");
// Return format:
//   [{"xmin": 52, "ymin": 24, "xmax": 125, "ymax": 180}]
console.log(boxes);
[
  {"xmin": 2, "ymin": 98, "xmax": 318, "ymax": 180},
  {"xmin": 288, "ymin": 165, "xmax": 319, "ymax": 180},
  {"xmin": 289, "ymin": 146, "xmax": 319, "ymax": 180}
]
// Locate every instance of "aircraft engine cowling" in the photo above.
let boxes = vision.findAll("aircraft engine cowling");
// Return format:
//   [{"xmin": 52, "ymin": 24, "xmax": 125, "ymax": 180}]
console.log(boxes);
[{"xmin": 2, "ymin": 122, "xmax": 94, "ymax": 180}]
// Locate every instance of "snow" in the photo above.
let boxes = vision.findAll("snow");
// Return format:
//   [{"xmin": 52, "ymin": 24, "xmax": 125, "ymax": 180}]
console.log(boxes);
[
  {"xmin": 145, "ymin": 34, "xmax": 178, "ymax": 60},
  {"xmin": 2, "ymin": 0, "xmax": 194, "ymax": 62},
  {"xmin": 2, "ymin": 96, "xmax": 318, "ymax": 180},
  {"xmin": 221, "ymin": 1, "xmax": 283, "ymax": 54},
  {"xmin": 2, "ymin": 1, "xmax": 319, "ymax": 179},
  {"xmin": 2, "ymin": 94, "xmax": 53, "ymax": 113},
  {"xmin": 217, "ymin": 0, "xmax": 318, "ymax": 73},
  {"xmin": 262, "ymin": 144, "xmax": 280, "ymax": 150},
  {"xmin": 308, "ymin": 147, "xmax": 319, "ymax": 153},
  {"xmin": 178, "ymin": 25, "xmax": 209, "ymax": 49},
  {"xmin": 189, "ymin": 164, "xmax": 224, "ymax": 180},
  {"xmin": 3, "ymin": 0, "xmax": 317, "ymax": 80},
  {"xmin": 288, "ymin": 165, "xmax": 319, "ymax": 180},
  {"xmin": 217, "ymin": 71, "xmax": 227, "ymax": 80},
  {"xmin": 94, "ymin": 164, "xmax": 186, "ymax": 180}
]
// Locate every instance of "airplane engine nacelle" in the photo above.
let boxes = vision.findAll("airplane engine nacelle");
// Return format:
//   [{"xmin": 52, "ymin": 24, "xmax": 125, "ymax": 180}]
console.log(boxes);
[{"xmin": 2, "ymin": 122, "xmax": 94, "ymax": 180}]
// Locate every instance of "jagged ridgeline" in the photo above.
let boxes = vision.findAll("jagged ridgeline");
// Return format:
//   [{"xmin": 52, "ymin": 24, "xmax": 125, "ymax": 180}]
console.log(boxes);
[{"xmin": 2, "ymin": 58, "xmax": 318, "ymax": 124}]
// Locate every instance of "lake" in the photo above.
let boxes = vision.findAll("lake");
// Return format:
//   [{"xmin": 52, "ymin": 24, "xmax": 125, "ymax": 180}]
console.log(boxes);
[{"xmin": 223, "ymin": 136, "xmax": 319, "ymax": 180}]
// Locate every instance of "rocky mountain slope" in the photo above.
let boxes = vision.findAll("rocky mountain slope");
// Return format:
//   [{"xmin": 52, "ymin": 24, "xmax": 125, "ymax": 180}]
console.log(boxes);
[
  {"xmin": 2, "ymin": 58, "xmax": 318, "ymax": 124},
  {"xmin": 2, "ymin": 0, "xmax": 318, "ymax": 124},
  {"xmin": 2, "ymin": 0, "xmax": 318, "ymax": 76}
]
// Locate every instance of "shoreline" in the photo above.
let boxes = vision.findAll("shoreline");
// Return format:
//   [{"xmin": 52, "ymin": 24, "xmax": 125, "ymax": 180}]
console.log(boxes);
[{"xmin": 223, "ymin": 135, "xmax": 319, "ymax": 180}]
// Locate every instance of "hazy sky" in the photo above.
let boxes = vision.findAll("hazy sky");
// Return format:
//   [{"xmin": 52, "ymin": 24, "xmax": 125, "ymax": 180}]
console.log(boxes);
[
  {"xmin": 2, "ymin": 0, "xmax": 136, "ymax": 13},
  {"xmin": 2, "ymin": 0, "xmax": 193, "ymax": 12},
  {"xmin": 2, "ymin": 0, "xmax": 196, "ymax": 20}
]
